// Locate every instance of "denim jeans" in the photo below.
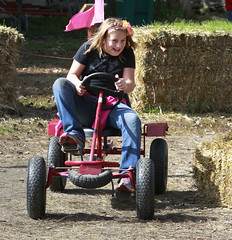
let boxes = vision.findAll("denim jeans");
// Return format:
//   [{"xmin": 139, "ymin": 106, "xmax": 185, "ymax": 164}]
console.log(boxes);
[
  {"xmin": 227, "ymin": 10, "xmax": 232, "ymax": 22},
  {"xmin": 52, "ymin": 77, "xmax": 141, "ymax": 170}
]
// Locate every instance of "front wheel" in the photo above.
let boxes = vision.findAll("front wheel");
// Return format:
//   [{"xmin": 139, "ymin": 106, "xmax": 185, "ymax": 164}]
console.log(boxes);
[
  {"xmin": 136, "ymin": 158, "xmax": 155, "ymax": 220},
  {"xmin": 27, "ymin": 156, "xmax": 46, "ymax": 220}
]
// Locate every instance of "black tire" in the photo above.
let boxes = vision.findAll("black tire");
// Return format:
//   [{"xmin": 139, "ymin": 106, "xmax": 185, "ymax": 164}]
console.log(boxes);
[
  {"xmin": 69, "ymin": 170, "xmax": 112, "ymax": 188},
  {"xmin": 136, "ymin": 158, "xmax": 155, "ymax": 220},
  {"xmin": 150, "ymin": 138, "xmax": 168, "ymax": 195},
  {"xmin": 27, "ymin": 156, "xmax": 46, "ymax": 220},
  {"xmin": 47, "ymin": 136, "xmax": 67, "ymax": 192}
]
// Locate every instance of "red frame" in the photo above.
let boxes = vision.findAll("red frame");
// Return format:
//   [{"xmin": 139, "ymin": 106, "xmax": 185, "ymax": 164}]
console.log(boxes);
[{"xmin": 46, "ymin": 91, "xmax": 168, "ymax": 191}]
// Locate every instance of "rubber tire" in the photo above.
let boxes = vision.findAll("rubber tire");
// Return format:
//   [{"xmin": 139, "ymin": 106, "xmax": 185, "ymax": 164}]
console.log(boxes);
[
  {"xmin": 27, "ymin": 156, "xmax": 46, "ymax": 220},
  {"xmin": 47, "ymin": 136, "xmax": 67, "ymax": 192},
  {"xmin": 136, "ymin": 158, "xmax": 155, "ymax": 220},
  {"xmin": 69, "ymin": 170, "xmax": 112, "ymax": 188},
  {"xmin": 150, "ymin": 138, "xmax": 168, "ymax": 195}
]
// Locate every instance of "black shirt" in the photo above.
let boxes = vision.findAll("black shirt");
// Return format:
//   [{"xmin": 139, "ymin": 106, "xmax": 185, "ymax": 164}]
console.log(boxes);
[{"xmin": 73, "ymin": 41, "xmax": 135, "ymax": 79}]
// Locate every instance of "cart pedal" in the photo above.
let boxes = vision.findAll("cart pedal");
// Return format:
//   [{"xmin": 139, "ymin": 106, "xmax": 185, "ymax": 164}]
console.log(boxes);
[{"xmin": 61, "ymin": 145, "xmax": 84, "ymax": 156}]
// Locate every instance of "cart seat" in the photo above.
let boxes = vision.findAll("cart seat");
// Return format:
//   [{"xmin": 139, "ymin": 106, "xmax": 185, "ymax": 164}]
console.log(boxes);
[
  {"xmin": 84, "ymin": 127, "xmax": 122, "ymax": 137},
  {"xmin": 47, "ymin": 119, "xmax": 122, "ymax": 137}
]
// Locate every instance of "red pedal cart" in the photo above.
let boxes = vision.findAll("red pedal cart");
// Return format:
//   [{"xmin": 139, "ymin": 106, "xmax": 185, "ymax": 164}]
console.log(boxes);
[{"xmin": 26, "ymin": 73, "xmax": 168, "ymax": 220}]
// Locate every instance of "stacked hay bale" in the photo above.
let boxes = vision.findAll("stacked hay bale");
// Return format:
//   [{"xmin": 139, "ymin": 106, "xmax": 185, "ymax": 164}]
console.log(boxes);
[
  {"xmin": 193, "ymin": 134, "xmax": 232, "ymax": 208},
  {"xmin": 0, "ymin": 26, "xmax": 24, "ymax": 114},
  {"xmin": 132, "ymin": 25, "xmax": 232, "ymax": 113}
]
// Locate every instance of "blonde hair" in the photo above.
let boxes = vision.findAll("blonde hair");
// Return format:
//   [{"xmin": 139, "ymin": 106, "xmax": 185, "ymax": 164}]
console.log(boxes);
[{"xmin": 85, "ymin": 18, "xmax": 137, "ymax": 59}]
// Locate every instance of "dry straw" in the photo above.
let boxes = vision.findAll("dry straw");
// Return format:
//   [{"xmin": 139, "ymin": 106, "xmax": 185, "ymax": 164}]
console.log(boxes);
[
  {"xmin": 132, "ymin": 26, "xmax": 232, "ymax": 113},
  {"xmin": 193, "ymin": 133, "xmax": 232, "ymax": 208},
  {"xmin": 0, "ymin": 26, "xmax": 24, "ymax": 113}
]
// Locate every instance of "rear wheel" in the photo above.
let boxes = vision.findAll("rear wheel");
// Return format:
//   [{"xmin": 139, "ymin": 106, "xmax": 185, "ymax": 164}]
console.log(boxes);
[
  {"xmin": 150, "ymin": 138, "xmax": 168, "ymax": 194},
  {"xmin": 136, "ymin": 158, "xmax": 155, "ymax": 220},
  {"xmin": 47, "ymin": 136, "xmax": 67, "ymax": 192},
  {"xmin": 27, "ymin": 156, "xmax": 46, "ymax": 219}
]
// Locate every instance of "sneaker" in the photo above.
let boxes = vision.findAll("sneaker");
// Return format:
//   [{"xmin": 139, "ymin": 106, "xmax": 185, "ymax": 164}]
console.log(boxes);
[
  {"xmin": 116, "ymin": 177, "xmax": 134, "ymax": 193},
  {"xmin": 59, "ymin": 132, "xmax": 84, "ymax": 155}
]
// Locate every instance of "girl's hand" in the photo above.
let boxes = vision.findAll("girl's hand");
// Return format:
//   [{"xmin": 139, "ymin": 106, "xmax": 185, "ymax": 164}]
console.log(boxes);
[
  {"xmin": 114, "ymin": 74, "xmax": 127, "ymax": 92},
  {"xmin": 75, "ymin": 80, "xmax": 86, "ymax": 96},
  {"xmin": 66, "ymin": 60, "xmax": 86, "ymax": 96}
]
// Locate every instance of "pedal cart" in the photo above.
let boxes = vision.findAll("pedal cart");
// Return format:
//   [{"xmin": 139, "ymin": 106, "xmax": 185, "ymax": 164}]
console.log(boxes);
[{"xmin": 26, "ymin": 72, "xmax": 168, "ymax": 220}]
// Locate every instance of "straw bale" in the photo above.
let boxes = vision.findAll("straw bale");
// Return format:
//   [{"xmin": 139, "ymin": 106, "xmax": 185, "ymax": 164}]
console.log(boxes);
[
  {"xmin": 0, "ymin": 26, "xmax": 24, "ymax": 113},
  {"xmin": 193, "ymin": 134, "xmax": 232, "ymax": 208},
  {"xmin": 132, "ymin": 27, "xmax": 232, "ymax": 112}
]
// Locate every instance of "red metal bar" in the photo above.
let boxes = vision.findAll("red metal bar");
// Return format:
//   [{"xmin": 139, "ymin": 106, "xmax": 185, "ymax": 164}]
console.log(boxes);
[
  {"xmin": 112, "ymin": 167, "xmax": 136, "ymax": 190},
  {"xmin": 46, "ymin": 166, "xmax": 54, "ymax": 189},
  {"xmin": 113, "ymin": 173, "xmax": 129, "ymax": 178},
  {"xmin": 53, "ymin": 172, "xmax": 69, "ymax": 177},
  {"xmin": 89, "ymin": 91, "xmax": 103, "ymax": 161},
  {"xmin": 128, "ymin": 167, "xmax": 136, "ymax": 190},
  {"xmin": 143, "ymin": 129, "xmax": 146, "ymax": 157},
  {"xmin": 97, "ymin": 122, "xmax": 102, "ymax": 159},
  {"xmin": 83, "ymin": 147, "xmax": 144, "ymax": 155},
  {"xmin": 79, "ymin": 165, "xmax": 102, "ymax": 175},
  {"xmin": 65, "ymin": 160, "xmax": 120, "ymax": 167}
]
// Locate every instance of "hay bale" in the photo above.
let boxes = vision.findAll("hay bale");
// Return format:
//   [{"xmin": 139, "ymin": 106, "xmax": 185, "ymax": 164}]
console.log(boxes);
[
  {"xmin": 0, "ymin": 26, "xmax": 24, "ymax": 114},
  {"xmin": 132, "ymin": 26, "xmax": 232, "ymax": 113},
  {"xmin": 193, "ymin": 134, "xmax": 232, "ymax": 208}
]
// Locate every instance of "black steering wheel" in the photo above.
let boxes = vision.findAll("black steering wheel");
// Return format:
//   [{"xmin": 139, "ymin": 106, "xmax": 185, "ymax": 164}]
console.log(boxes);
[{"xmin": 81, "ymin": 72, "xmax": 124, "ymax": 110}]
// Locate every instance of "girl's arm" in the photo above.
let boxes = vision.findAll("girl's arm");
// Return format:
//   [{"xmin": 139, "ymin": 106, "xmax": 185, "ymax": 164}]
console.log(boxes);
[
  {"xmin": 66, "ymin": 59, "xmax": 86, "ymax": 96},
  {"xmin": 115, "ymin": 67, "xmax": 135, "ymax": 94}
]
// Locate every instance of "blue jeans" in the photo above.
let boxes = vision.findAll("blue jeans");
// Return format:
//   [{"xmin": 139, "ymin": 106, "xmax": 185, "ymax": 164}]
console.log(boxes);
[
  {"xmin": 52, "ymin": 77, "xmax": 141, "ymax": 169},
  {"xmin": 227, "ymin": 10, "xmax": 232, "ymax": 22}
]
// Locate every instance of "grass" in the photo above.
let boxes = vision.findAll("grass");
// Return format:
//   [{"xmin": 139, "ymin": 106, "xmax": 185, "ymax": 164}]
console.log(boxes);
[
  {"xmin": 0, "ymin": 117, "xmax": 48, "ymax": 136},
  {"xmin": 147, "ymin": 20, "xmax": 232, "ymax": 33},
  {"xmin": 20, "ymin": 34, "xmax": 84, "ymax": 58},
  {"xmin": 16, "ymin": 16, "xmax": 85, "ymax": 69},
  {"xmin": 0, "ymin": 122, "xmax": 14, "ymax": 135},
  {"xmin": 18, "ymin": 96, "xmax": 56, "ymax": 109}
]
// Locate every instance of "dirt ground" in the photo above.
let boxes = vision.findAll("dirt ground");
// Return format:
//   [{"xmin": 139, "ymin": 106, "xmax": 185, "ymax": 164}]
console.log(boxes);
[{"xmin": 0, "ymin": 61, "xmax": 232, "ymax": 239}]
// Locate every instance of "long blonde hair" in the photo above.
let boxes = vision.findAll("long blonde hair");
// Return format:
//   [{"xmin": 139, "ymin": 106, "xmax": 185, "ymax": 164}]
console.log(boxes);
[{"xmin": 85, "ymin": 18, "xmax": 136, "ymax": 59}]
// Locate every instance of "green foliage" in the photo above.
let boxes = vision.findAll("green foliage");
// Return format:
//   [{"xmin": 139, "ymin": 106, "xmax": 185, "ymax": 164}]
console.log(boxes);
[
  {"xmin": 199, "ymin": 8, "xmax": 210, "ymax": 15},
  {"xmin": 154, "ymin": 0, "xmax": 184, "ymax": 22},
  {"xmin": 0, "ymin": 15, "xmax": 86, "ymax": 39},
  {"xmin": 143, "ymin": 104, "xmax": 169, "ymax": 114},
  {"xmin": 0, "ymin": 123, "xmax": 13, "ymax": 135},
  {"xmin": 17, "ymin": 96, "xmax": 56, "ymax": 109},
  {"xmin": 0, "ymin": 19, "xmax": 6, "ymax": 27},
  {"xmin": 28, "ymin": 15, "xmax": 86, "ymax": 39},
  {"xmin": 21, "ymin": 37, "xmax": 83, "ymax": 55}
]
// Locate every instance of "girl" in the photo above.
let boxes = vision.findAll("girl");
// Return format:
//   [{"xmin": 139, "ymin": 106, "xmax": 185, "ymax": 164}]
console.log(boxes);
[{"xmin": 52, "ymin": 18, "xmax": 141, "ymax": 192}]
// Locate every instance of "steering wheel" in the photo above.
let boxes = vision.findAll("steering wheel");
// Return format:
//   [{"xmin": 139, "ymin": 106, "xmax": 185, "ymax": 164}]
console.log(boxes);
[{"xmin": 81, "ymin": 72, "xmax": 124, "ymax": 110}]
